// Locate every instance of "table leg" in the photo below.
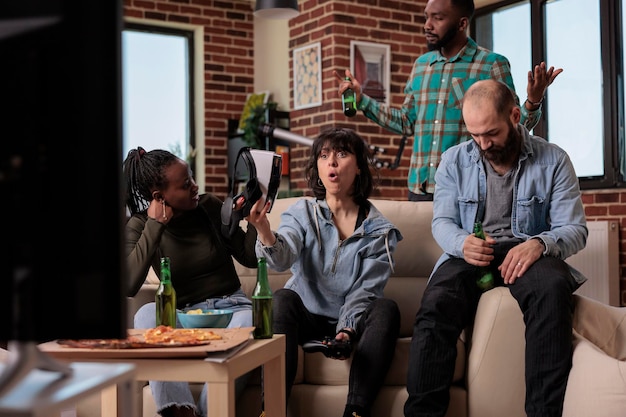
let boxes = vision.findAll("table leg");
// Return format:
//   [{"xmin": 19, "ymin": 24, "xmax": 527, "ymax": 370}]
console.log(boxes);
[
  {"xmin": 262, "ymin": 351, "xmax": 286, "ymax": 417},
  {"xmin": 207, "ymin": 380, "xmax": 235, "ymax": 417},
  {"xmin": 101, "ymin": 378, "xmax": 135, "ymax": 417},
  {"xmin": 101, "ymin": 385, "xmax": 117, "ymax": 417},
  {"xmin": 117, "ymin": 378, "xmax": 136, "ymax": 417}
]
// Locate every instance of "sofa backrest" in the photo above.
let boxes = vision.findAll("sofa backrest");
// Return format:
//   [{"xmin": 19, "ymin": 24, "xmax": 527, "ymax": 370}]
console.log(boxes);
[
  {"xmin": 261, "ymin": 197, "xmax": 441, "ymax": 273},
  {"xmin": 236, "ymin": 197, "xmax": 442, "ymax": 337},
  {"xmin": 368, "ymin": 198, "xmax": 442, "ymax": 336}
]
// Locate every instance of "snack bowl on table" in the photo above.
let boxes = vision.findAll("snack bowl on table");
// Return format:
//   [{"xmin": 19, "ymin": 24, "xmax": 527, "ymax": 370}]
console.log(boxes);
[{"xmin": 176, "ymin": 308, "xmax": 233, "ymax": 328}]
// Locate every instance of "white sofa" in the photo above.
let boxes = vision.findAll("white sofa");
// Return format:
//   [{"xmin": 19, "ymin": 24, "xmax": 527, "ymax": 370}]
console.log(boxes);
[{"xmin": 77, "ymin": 197, "xmax": 626, "ymax": 417}]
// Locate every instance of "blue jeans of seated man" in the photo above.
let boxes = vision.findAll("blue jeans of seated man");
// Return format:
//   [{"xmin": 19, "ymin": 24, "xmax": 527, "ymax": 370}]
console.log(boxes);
[
  {"xmin": 134, "ymin": 289, "xmax": 252, "ymax": 417},
  {"xmin": 404, "ymin": 242, "xmax": 580, "ymax": 417},
  {"xmin": 273, "ymin": 288, "xmax": 400, "ymax": 413}
]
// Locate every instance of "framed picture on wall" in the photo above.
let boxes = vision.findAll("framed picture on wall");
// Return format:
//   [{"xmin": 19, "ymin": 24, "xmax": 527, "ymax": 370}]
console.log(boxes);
[
  {"xmin": 350, "ymin": 40, "xmax": 390, "ymax": 106},
  {"xmin": 293, "ymin": 42, "xmax": 322, "ymax": 110}
]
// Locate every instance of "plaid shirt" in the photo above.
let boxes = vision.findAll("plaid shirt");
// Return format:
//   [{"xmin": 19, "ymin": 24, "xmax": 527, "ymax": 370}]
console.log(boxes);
[{"xmin": 360, "ymin": 38, "xmax": 541, "ymax": 195}]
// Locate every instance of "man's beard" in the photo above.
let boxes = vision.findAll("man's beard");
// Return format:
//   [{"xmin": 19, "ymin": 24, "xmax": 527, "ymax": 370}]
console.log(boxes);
[
  {"xmin": 427, "ymin": 25, "xmax": 458, "ymax": 51},
  {"xmin": 480, "ymin": 123, "xmax": 522, "ymax": 165}
]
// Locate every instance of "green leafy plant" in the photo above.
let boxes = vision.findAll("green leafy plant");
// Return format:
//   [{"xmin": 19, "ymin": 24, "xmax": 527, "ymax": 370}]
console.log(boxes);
[{"xmin": 241, "ymin": 101, "xmax": 277, "ymax": 148}]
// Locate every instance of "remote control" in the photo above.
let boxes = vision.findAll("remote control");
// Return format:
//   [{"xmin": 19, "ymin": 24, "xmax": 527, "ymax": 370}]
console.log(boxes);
[{"xmin": 303, "ymin": 336, "xmax": 352, "ymax": 359}]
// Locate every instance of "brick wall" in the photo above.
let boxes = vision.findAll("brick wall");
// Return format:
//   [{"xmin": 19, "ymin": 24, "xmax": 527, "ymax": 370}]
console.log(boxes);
[
  {"xmin": 123, "ymin": 0, "xmax": 624, "ymax": 305},
  {"xmin": 124, "ymin": 0, "xmax": 256, "ymax": 198},
  {"xmin": 286, "ymin": 0, "xmax": 426, "ymax": 198}
]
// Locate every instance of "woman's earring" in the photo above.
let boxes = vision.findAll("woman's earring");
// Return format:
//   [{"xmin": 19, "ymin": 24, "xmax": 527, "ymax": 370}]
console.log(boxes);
[
  {"xmin": 162, "ymin": 200, "xmax": 168, "ymax": 221},
  {"xmin": 317, "ymin": 178, "xmax": 324, "ymax": 187}
]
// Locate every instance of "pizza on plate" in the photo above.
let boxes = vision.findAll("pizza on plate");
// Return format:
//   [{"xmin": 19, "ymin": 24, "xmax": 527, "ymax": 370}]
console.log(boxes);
[{"xmin": 58, "ymin": 325, "xmax": 222, "ymax": 349}]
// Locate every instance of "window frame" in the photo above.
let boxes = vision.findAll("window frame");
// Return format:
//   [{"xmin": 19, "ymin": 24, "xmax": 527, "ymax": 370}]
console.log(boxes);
[
  {"xmin": 122, "ymin": 19, "xmax": 205, "ymax": 191},
  {"xmin": 474, "ymin": 0, "xmax": 625, "ymax": 190}
]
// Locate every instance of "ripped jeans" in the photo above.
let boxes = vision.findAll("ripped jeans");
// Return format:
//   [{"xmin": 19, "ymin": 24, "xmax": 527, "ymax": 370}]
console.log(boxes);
[{"xmin": 134, "ymin": 289, "xmax": 252, "ymax": 417}]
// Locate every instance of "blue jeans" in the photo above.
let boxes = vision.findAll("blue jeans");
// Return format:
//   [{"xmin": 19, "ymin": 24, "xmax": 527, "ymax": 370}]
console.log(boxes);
[
  {"xmin": 404, "ymin": 242, "xmax": 579, "ymax": 417},
  {"xmin": 134, "ymin": 289, "xmax": 252, "ymax": 417},
  {"xmin": 273, "ymin": 288, "xmax": 400, "ymax": 415}
]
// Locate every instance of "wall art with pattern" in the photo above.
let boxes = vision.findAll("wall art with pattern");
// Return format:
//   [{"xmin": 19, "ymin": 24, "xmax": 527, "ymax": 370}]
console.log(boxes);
[{"xmin": 293, "ymin": 42, "xmax": 322, "ymax": 110}]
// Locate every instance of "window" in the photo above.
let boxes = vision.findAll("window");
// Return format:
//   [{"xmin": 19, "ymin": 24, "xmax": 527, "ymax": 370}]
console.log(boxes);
[
  {"xmin": 476, "ymin": 2, "xmax": 531, "ymax": 115},
  {"xmin": 545, "ymin": 0, "xmax": 603, "ymax": 178},
  {"xmin": 475, "ymin": 0, "xmax": 625, "ymax": 189},
  {"xmin": 122, "ymin": 22, "xmax": 201, "ymax": 187}
]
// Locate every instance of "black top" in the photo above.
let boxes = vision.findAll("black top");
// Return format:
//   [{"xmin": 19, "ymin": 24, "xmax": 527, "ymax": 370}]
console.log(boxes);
[{"xmin": 125, "ymin": 193, "xmax": 257, "ymax": 306}]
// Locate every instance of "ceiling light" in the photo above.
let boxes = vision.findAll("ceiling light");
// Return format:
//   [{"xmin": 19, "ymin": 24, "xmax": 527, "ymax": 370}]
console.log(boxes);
[{"xmin": 254, "ymin": 0, "xmax": 299, "ymax": 20}]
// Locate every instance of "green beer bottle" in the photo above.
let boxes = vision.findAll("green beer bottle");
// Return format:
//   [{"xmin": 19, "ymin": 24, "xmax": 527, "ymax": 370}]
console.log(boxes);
[
  {"xmin": 473, "ymin": 222, "xmax": 495, "ymax": 291},
  {"xmin": 253, "ymin": 257, "xmax": 273, "ymax": 339},
  {"xmin": 155, "ymin": 256, "xmax": 177, "ymax": 327},
  {"xmin": 342, "ymin": 77, "xmax": 357, "ymax": 117}
]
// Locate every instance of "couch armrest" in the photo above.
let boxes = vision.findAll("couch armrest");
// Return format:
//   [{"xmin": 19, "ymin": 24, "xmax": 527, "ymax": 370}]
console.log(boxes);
[
  {"xmin": 573, "ymin": 294, "xmax": 626, "ymax": 360},
  {"xmin": 562, "ymin": 331, "xmax": 626, "ymax": 417}
]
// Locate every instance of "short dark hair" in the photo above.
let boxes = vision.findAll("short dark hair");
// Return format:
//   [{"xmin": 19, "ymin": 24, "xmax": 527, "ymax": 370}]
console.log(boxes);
[
  {"xmin": 453, "ymin": 0, "xmax": 475, "ymax": 20},
  {"xmin": 306, "ymin": 127, "xmax": 376, "ymax": 205}
]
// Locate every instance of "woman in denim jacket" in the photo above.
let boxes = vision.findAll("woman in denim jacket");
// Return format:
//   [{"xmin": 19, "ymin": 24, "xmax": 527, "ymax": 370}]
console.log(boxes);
[{"xmin": 247, "ymin": 127, "xmax": 402, "ymax": 417}]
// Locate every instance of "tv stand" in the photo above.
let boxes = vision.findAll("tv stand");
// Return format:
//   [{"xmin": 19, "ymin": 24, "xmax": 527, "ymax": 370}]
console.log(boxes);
[{"xmin": 0, "ymin": 340, "xmax": 72, "ymax": 397}]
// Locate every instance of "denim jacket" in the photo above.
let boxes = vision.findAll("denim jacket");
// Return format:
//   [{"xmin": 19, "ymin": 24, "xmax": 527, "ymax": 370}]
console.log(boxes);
[
  {"xmin": 431, "ymin": 125, "xmax": 588, "ymax": 285},
  {"xmin": 256, "ymin": 198, "xmax": 403, "ymax": 331}
]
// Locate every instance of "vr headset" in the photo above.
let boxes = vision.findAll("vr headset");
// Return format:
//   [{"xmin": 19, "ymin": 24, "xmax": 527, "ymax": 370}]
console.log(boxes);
[{"xmin": 221, "ymin": 147, "xmax": 282, "ymax": 238}]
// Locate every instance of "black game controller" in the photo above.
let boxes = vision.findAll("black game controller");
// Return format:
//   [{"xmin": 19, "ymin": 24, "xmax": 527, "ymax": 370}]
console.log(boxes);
[{"xmin": 303, "ymin": 336, "xmax": 352, "ymax": 359}]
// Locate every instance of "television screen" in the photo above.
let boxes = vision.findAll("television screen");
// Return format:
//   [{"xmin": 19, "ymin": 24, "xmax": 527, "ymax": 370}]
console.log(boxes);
[{"xmin": 0, "ymin": 0, "xmax": 126, "ymax": 342}]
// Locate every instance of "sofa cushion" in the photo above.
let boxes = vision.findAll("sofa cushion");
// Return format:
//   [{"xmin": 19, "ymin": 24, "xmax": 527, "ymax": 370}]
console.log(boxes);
[
  {"xmin": 384, "ymin": 276, "xmax": 429, "ymax": 337},
  {"xmin": 288, "ymin": 384, "xmax": 467, "ymax": 417},
  {"xmin": 364, "ymin": 200, "xmax": 442, "ymax": 278},
  {"xmin": 301, "ymin": 336, "xmax": 465, "ymax": 387}
]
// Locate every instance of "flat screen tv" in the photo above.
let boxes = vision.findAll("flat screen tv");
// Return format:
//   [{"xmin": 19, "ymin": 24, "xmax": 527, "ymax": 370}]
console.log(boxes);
[{"xmin": 0, "ymin": 0, "xmax": 126, "ymax": 393}]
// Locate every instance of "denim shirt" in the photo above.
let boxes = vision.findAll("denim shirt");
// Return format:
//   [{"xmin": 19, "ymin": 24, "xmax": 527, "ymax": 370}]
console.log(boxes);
[
  {"xmin": 255, "ymin": 198, "xmax": 403, "ymax": 331},
  {"xmin": 431, "ymin": 125, "xmax": 588, "ymax": 285}
]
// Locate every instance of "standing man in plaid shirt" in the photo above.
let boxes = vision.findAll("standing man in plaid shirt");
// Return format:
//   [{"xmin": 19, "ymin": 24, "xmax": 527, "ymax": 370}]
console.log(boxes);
[{"xmin": 335, "ymin": 0, "xmax": 562, "ymax": 201}]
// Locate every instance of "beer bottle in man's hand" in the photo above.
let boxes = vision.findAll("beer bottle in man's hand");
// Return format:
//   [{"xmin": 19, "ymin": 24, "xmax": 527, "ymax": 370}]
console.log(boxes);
[
  {"xmin": 473, "ymin": 222, "xmax": 495, "ymax": 292},
  {"xmin": 342, "ymin": 77, "xmax": 357, "ymax": 117}
]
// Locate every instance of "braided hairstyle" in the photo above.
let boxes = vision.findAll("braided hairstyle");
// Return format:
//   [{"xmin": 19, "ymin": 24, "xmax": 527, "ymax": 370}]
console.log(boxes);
[{"xmin": 123, "ymin": 147, "xmax": 180, "ymax": 216}]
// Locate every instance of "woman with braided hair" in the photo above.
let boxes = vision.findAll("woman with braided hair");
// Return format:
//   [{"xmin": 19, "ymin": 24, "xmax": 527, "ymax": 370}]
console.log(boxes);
[{"xmin": 123, "ymin": 147, "xmax": 257, "ymax": 417}]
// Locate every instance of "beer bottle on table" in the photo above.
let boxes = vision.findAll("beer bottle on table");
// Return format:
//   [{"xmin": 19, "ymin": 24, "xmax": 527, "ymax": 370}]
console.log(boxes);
[
  {"xmin": 156, "ymin": 256, "xmax": 177, "ymax": 327},
  {"xmin": 342, "ymin": 77, "xmax": 357, "ymax": 117},
  {"xmin": 253, "ymin": 257, "xmax": 273, "ymax": 339},
  {"xmin": 473, "ymin": 222, "xmax": 495, "ymax": 292}
]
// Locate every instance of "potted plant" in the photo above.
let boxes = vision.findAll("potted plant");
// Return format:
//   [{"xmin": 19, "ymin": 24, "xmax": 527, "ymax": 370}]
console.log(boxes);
[{"xmin": 241, "ymin": 100, "xmax": 277, "ymax": 148}]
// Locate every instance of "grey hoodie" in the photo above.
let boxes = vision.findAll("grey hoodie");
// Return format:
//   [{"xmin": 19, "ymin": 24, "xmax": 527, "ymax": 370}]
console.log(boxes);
[{"xmin": 256, "ymin": 198, "xmax": 403, "ymax": 331}]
